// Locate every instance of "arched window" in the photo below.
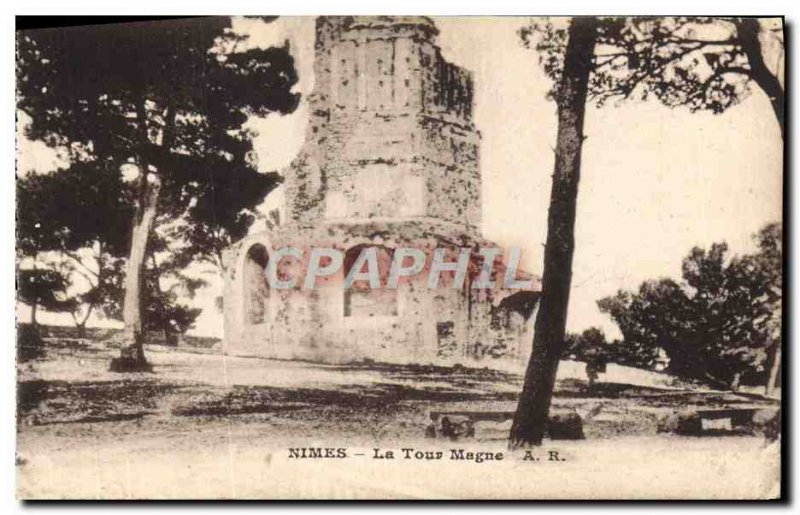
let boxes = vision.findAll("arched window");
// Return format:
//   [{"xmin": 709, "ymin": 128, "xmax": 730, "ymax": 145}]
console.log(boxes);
[
  {"xmin": 243, "ymin": 244, "xmax": 270, "ymax": 325},
  {"xmin": 343, "ymin": 245, "xmax": 397, "ymax": 317}
]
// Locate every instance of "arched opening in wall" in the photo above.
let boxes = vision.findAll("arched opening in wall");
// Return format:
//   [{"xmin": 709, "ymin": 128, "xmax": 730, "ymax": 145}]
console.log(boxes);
[
  {"xmin": 243, "ymin": 244, "xmax": 270, "ymax": 325},
  {"xmin": 485, "ymin": 291, "xmax": 540, "ymax": 359},
  {"xmin": 343, "ymin": 244, "xmax": 397, "ymax": 317}
]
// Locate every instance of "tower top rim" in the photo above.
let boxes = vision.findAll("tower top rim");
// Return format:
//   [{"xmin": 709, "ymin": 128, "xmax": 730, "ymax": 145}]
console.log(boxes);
[{"xmin": 321, "ymin": 16, "xmax": 439, "ymax": 38}]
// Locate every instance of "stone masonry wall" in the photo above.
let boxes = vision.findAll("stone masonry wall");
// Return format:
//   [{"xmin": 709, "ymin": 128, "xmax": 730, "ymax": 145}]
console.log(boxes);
[
  {"xmin": 283, "ymin": 16, "xmax": 481, "ymax": 230},
  {"xmin": 223, "ymin": 17, "xmax": 539, "ymax": 369}
]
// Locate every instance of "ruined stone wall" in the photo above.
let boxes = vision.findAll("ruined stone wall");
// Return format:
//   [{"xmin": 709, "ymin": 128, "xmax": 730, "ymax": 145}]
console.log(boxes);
[
  {"xmin": 223, "ymin": 224, "xmax": 537, "ymax": 367},
  {"xmin": 419, "ymin": 118, "xmax": 481, "ymax": 227},
  {"xmin": 222, "ymin": 16, "xmax": 538, "ymax": 369},
  {"xmin": 283, "ymin": 16, "xmax": 481, "ymax": 230}
]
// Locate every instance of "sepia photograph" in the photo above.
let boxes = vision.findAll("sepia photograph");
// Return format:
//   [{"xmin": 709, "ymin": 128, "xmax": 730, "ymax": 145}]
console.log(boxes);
[{"xmin": 13, "ymin": 13, "xmax": 784, "ymax": 500}]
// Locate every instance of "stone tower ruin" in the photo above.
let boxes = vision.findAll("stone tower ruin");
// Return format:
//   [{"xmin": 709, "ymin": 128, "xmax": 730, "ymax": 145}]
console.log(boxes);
[
  {"xmin": 222, "ymin": 16, "xmax": 540, "ymax": 366},
  {"xmin": 285, "ymin": 16, "xmax": 481, "ymax": 230}
]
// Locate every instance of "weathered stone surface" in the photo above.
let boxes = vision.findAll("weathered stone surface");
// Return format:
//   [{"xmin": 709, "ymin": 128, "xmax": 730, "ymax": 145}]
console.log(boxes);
[
  {"xmin": 222, "ymin": 17, "xmax": 541, "ymax": 367},
  {"xmin": 547, "ymin": 411, "xmax": 585, "ymax": 440},
  {"xmin": 672, "ymin": 407, "xmax": 779, "ymax": 436}
]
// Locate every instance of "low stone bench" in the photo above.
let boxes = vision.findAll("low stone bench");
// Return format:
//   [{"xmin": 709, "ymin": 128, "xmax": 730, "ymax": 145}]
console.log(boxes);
[{"xmin": 674, "ymin": 408, "xmax": 777, "ymax": 436}]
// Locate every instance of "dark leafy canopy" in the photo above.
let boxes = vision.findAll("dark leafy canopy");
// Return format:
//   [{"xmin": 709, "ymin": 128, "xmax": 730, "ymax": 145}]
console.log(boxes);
[
  {"xmin": 16, "ymin": 16, "xmax": 300, "ymax": 261},
  {"xmin": 564, "ymin": 327, "xmax": 608, "ymax": 361},
  {"xmin": 17, "ymin": 162, "xmax": 135, "ymax": 257},
  {"xmin": 17, "ymin": 18, "xmax": 299, "ymax": 147},
  {"xmin": 16, "ymin": 164, "xmax": 207, "ymax": 331},
  {"xmin": 521, "ymin": 17, "xmax": 784, "ymax": 130},
  {"xmin": 17, "ymin": 17, "xmax": 301, "ymax": 338},
  {"xmin": 598, "ymin": 223, "xmax": 782, "ymax": 387},
  {"xmin": 170, "ymin": 167, "xmax": 284, "ymax": 269},
  {"xmin": 17, "ymin": 18, "xmax": 299, "ymax": 342},
  {"xmin": 16, "ymin": 163, "xmax": 132, "ymax": 325},
  {"xmin": 17, "ymin": 268, "xmax": 74, "ymax": 314}
]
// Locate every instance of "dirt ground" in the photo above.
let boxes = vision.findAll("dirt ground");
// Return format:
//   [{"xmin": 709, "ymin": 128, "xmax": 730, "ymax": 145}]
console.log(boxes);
[{"xmin": 16, "ymin": 337, "xmax": 781, "ymax": 499}]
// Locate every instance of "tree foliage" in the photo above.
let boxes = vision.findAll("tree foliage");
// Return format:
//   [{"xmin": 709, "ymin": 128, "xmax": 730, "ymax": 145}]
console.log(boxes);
[
  {"xmin": 16, "ymin": 157, "xmax": 226, "ymax": 338},
  {"xmin": 16, "ymin": 17, "xmax": 299, "ymax": 255},
  {"xmin": 564, "ymin": 326, "xmax": 608, "ymax": 360},
  {"xmin": 17, "ymin": 268, "xmax": 74, "ymax": 314},
  {"xmin": 598, "ymin": 223, "xmax": 782, "ymax": 388},
  {"xmin": 16, "ymin": 162, "xmax": 133, "ymax": 257},
  {"xmin": 16, "ymin": 162, "xmax": 132, "ymax": 330},
  {"xmin": 521, "ymin": 17, "xmax": 784, "ymax": 132},
  {"xmin": 511, "ymin": 15, "xmax": 782, "ymax": 444},
  {"xmin": 17, "ymin": 17, "xmax": 301, "ymax": 352}
]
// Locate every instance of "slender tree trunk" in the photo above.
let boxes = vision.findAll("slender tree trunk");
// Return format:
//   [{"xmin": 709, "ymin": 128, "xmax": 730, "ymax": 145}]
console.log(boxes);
[
  {"xmin": 113, "ymin": 100, "xmax": 164, "ymax": 371},
  {"xmin": 30, "ymin": 299, "xmax": 38, "ymax": 327},
  {"xmin": 75, "ymin": 303, "xmax": 93, "ymax": 339},
  {"xmin": 729, "ymin": 371, "xmax": 741, "ymax": 392},
  {"xmin": 510, "ymin": 17, "xmax": 598, "ymax": 447},
  {"xmin": 737, "ymin": 18, "xmax": 784, "ymax": 136},
  {"xmin": 112, "ymin": 99, "xmax": 177, "ymax": 371},
  {"xmin": 30, "ymin": 254, "xmax": 38, "ymax": 327},
  {"xmin": 149, "ymin": 253, "xmax": 176, "ymax": 346},
  {"xmin": 766, "ymin": 343, "xmax": 781, "ymax": 396},
  {"xmin": 117, "ymin": 173, "xmax": 161, "ymax": 366},
  {"xmin": 75, "ymin": 244, "xmax": 100, "ymax": 341}
]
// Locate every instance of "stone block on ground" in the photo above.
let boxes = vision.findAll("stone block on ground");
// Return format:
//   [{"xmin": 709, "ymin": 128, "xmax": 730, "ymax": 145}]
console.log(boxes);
[
  {"xmin": 547, "ymin": 410, "xmax": 585, "ymax": 440},
  {"xmin": 673, "ymin": 408, "xmax": 773, "ymax": 436}
]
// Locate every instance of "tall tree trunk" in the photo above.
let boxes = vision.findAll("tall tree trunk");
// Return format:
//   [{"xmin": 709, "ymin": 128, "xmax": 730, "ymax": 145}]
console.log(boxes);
[
  {"xmin": 766, "ymin": 343, "xmax": 781, "ymax": 396},
  {"xmin": 112, "ymin": 100, "xmax": 164, "ymax": 371},
  {"xmin": 737, "ymin": 18, "xmax": 784, "ymax": 136},
  {"xmin": 30, "ymin": 254, "xmax": 38, "ymax": 327},
  {"xmin": 74, "ymin": 303, "xmax": 93, "ymax": 339},
  {"xmin": 112, "ymin": 99, "xmax": 177, "ymax": 371},
  {"xmin": 116, "ymin": 173, "xmax": 161, "ymax": 368},
  {"xmin": 729, "ymin": 371, "xmax": 741, "ymax": 393},
  {"xmin": 510, "ymin": 17, "xmax": 598, "ymax": 447},
  {"xmin": 30, "ymin": 298, "xmax": 38, "ymax": 327},
  {"xmin": 149, "ymin": 253, "xmax": 176, "ymax": 346}
]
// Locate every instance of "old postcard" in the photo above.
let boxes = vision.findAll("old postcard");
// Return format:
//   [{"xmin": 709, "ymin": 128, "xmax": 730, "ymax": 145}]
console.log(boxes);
[{"xmin": 15, "ymin": 15, "xmax": 783, "ymax": 499}]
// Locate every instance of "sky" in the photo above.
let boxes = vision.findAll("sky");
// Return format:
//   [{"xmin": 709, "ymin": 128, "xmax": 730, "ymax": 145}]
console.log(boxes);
[{"xmin": 17, "ymin": 16, "xmax": 783, "ymax": 339}]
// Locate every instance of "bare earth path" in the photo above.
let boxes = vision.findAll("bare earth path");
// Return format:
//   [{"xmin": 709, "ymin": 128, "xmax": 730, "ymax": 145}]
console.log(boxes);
[{"xmin": 16, "ymin": 340, "xmax": 780, "ymax": 499}]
